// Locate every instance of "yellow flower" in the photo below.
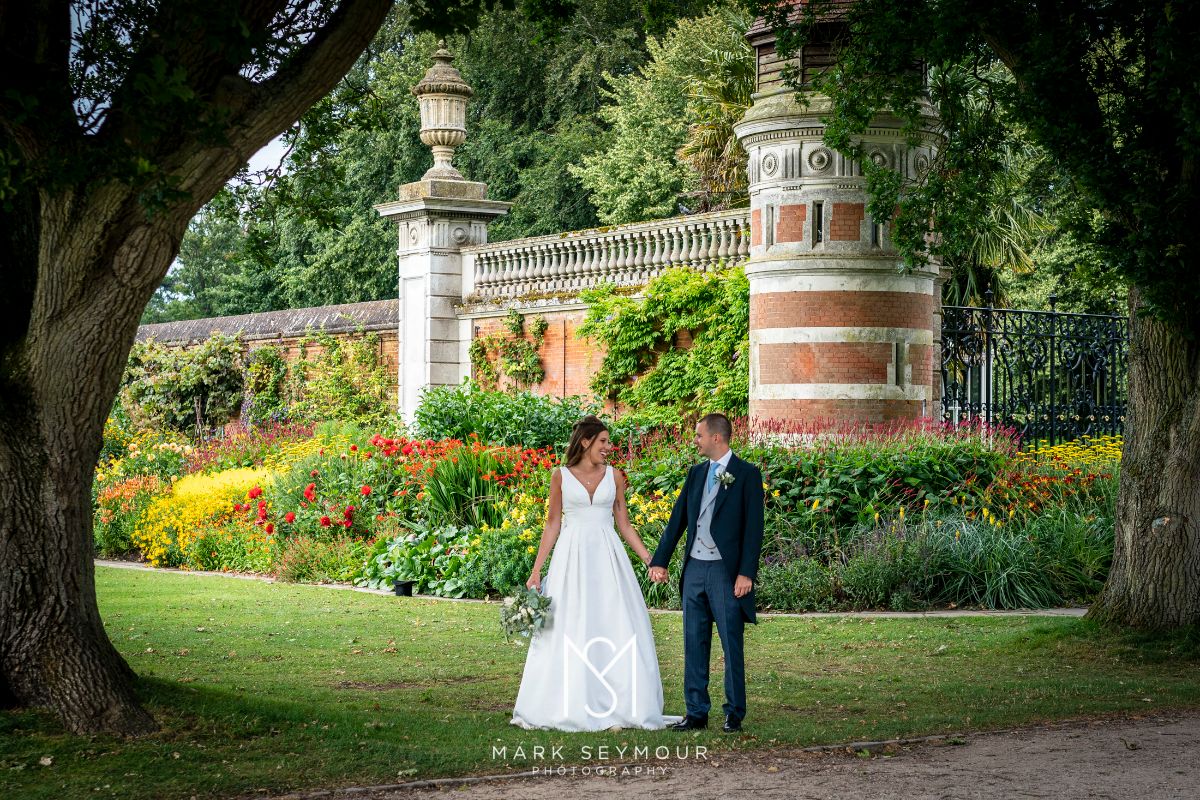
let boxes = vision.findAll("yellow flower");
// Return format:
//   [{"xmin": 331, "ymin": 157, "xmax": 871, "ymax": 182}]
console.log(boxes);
[
  {"xmin": 772, "ymin": 489, "xmax": 780, "ymax": 498},
  {"xmin": 811, "ymin": 498, "xmax": 820, "ymax": 511},
  {"xmin": 526, "ymin": 545, "xmax": 536, "ymax": 554},
  {"xmin": 132, "ymin": 467, "xmax": 273, "ymax": 567}
]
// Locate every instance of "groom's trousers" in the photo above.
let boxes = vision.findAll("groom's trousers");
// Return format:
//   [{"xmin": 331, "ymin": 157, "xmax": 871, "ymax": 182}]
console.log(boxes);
[{"xmin": 681, "ymin": 558, "xmax": 745, "ymax": 722}]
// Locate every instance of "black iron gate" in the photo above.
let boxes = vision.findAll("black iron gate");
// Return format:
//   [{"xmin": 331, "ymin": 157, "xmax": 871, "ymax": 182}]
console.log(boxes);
[{"xmin": 939, "ymin": 292, "xmax": 1129, "ymax": 448}]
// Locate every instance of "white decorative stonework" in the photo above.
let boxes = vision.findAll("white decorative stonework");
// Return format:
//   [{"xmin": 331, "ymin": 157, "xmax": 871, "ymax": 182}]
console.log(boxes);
[
  {"xmin": 761, "ymin": 152, "xmax": 779, "ymax": 176},
  {"xmin": 412, "ymin": 42, "xmax": 472, "ymax": 181},
  {"xmin": 808, "ymin": 147, "xmax": 832, "ymax": 173},
  {"xmin": 376, "ymin": 45, "xmax": 512, "ymax": 423},
  {"xmin": 915, "ymin": 152, "xmax": 931, "ymax": 177},
  {"xmin": 869, "ymin": 150, "xmax": 888, "ymax": 168}
]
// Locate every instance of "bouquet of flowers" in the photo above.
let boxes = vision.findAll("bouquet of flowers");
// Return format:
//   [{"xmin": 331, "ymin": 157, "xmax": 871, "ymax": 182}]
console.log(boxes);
[{"xmin": 500, "ymin": 585, "xmax": 552, "ymax": 644}]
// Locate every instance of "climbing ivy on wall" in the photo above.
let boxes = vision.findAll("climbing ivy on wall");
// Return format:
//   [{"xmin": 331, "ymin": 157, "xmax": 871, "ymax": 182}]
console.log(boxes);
[
  {"xmin": 577, "ymin": 265, "xmax": 749, "ymax": 416},
  {"xmin": 120, "ymin": 332, "xmax": 246, "ymax": 436},
  {"xmin": 242, "ymin": 345, "xmax": 290, "ymax": 426},
  {"xmin": 469, "ymin": 308, "xmax": 550, "ymax": 390},
  {"xmin": 287, "ymin": 327, "xmax": 394, "ymax": 426}
]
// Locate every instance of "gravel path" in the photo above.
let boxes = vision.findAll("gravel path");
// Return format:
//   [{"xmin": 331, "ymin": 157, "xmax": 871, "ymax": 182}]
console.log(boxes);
[{"xmin": 269, "ymin": 711, "xmax": 1200, "ymax": 800}]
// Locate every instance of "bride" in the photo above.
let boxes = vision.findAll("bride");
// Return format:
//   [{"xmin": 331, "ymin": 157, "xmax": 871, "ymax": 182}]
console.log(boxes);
[{"xmin": 510, "ymin": 415, "xmax": 683, "ymax": 731}]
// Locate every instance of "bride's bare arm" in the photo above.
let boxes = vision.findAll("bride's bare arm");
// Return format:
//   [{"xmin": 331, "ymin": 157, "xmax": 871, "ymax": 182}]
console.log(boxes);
[
  {"xmin": 613, "ymin": 469, "xmax": 652, "ymax": 566},
  {"xmin": 527, "ymin": 468, "xmax": 564, "ymax": 588}
]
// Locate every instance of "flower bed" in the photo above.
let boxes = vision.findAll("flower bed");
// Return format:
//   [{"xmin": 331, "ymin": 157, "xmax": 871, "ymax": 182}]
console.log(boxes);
[{"xmin": 93, "ymin": 405, "xmax": 1119, "ymax": 610}]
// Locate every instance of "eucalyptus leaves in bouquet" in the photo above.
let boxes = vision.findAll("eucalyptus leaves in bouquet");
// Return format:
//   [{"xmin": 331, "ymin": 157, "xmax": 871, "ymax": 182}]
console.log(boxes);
[{"xmin": 500, "ymin": 586, "xmax": 552, "ymax": 644}]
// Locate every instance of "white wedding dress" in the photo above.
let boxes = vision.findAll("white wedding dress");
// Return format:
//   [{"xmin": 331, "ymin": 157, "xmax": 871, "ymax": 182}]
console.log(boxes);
[{"xmin": 510, "ymin": 465, "xmax": 683, "ymax": 731}]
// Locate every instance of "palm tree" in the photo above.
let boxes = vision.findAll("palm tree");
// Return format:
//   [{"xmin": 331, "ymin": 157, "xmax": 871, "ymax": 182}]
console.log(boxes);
[
  {"xmin": 928, "ymin": 63, "xmax": 1053, "ymax": 307},
  {"xmin": 678, "ymin": 8, "xmax": 755, "ymax": 213}
]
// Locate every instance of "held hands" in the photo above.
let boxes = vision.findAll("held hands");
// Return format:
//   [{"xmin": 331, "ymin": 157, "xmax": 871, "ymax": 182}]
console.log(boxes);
[{"xmin": 648, "ymin": 566, "xmax": 668, "ymax": 583}]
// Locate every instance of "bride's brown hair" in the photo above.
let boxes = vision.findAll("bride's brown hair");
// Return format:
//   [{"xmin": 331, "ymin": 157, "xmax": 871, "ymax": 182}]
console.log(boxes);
[{"xmin": 564, "ymin": 415, "xmax": 608, "ymax": 467}]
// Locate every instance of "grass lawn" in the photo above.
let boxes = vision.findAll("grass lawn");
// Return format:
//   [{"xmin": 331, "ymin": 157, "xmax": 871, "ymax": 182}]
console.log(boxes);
[{"xmin": 2, "ymin": 567, "xmax": 1198, "ymax": 800}]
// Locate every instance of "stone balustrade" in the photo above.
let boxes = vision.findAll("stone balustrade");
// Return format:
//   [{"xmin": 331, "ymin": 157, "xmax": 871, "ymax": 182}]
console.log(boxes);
[{"xmin": 462, "ymin": 208, "xmax": 751, "ymax": 302}]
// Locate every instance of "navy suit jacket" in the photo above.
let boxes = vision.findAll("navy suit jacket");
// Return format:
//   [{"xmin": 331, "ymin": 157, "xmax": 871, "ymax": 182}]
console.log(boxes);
[{"xmin": 650, "ymin": 453, "xmax": 765, "ymax": 624}]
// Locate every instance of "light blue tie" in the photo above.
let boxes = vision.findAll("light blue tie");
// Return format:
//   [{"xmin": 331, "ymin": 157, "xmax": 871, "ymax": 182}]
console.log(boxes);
[{"xmin": 707, "ymin": 461, "xmax": 719, "ymax": 494}]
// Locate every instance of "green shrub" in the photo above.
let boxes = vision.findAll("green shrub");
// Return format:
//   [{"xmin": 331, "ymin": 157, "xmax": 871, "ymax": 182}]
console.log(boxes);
[
  {"xmin": 275, "ymin": 535, "xmax": 370, "ymax": 583},
  {"xmin": 355, "ymin": 521, "xmax": 475, "ymax": 597},
  {"xmin": 243, "ymin": 345, "xmax": 290, "ymax": 426},
  {"xmin": 422, "ymin": 447, "xmax": 513, "ymax": 530},
  {"xmin": 1027, "ymin": 508, "xmax": 1114, "ymax": 604},
  {"xmin": 187, "ymin": 525, "xmax": 276, "ymax": 574},
  {"xmin": 461, "ymin": 525, "xmax": 535, "ymax": 597},
  {"xmin": 837, "ymin": 527, "xmax": 935, "ymax": 611},
  {"xmin": 748, "ymin": 425, "xmax": 1015, "ymax": 532},
  {"xmin": 120, "ymin": 332, "xmax": 245, "ymax": 435},
  {"xmin": 756, "ymin": 558, "xmax": 836, "ymax": 611},
  {"xmin": 929, "ymin": 518, "xmax": 1062, "ymax": 609},
  {"xmin": 286, "ymin": 328, "xmax": 393, "ymax": 426},
  {"xmin": 414, "ymin": 379, "xmax": 595, "ymax": 448}
]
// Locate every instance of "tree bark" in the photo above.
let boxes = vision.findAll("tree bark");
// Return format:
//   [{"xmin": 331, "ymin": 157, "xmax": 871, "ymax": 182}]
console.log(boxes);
[
  {"xmin": 1087, "ymin": 285, "xmax": 1200, "ymax": 629},
  {"xmin": 0, "ymin": 0, "xmax": 392, "ymax": 736},
  {"xmin": 0, "ymin": 197, "xmax": 175, "ymax": 735}
]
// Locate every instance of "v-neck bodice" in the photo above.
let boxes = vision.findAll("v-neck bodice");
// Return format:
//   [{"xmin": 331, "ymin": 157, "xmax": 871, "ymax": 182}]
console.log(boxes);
[{"xmin": 563, "ymin": 464, "xmax": 611, "ymax": 506}]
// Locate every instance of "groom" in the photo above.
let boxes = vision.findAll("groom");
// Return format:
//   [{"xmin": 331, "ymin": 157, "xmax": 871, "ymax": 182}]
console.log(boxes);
[{"xmin": 649, "ymin": 412, "xmax": 764, "ymax": 733}]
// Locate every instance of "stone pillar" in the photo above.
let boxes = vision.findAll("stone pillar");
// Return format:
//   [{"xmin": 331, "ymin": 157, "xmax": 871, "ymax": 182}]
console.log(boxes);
[
  {"xmin": 375, "ymin": 44, "xmax": 511, "ymax": 423},
  {"xmin": 735, "ymin": 19, "xmax": 941, "ymax": 427}
]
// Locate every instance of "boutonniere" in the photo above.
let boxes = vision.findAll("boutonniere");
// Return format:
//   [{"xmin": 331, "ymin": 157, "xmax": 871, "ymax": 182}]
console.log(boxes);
[{"xmin": 717, "ymin": 469, "xmax": 736, "ymax": 488}]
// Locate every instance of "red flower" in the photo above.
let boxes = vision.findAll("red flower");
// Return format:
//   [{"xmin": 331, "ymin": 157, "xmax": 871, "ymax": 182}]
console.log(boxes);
[
  {"xmin": 342, "ymin": 519, "xmax": 352, "ymax": 528},
  {"xmin": 402, "ymin": 444, "xmax": 413, "ymax": 456},
  {"xmin": 360, "ymin": 485, "xmax": 372, "ymax": 496},
  {"xmin": 284, "ymin": 512, "xmax": 296, "ymax": 523},
  {"xmin": 319, "ymin": 516, "xmax": 332, "ymax": 527},
  {"xmin": 247, "ymin": 486, "xmax": 263, "ymax": 499},
  {"xmin": 310, "ymin": 470, "xmax": 319, "ymax": 478},
  {"xmin": 350, "ymin": 444, "xmax": 358, "ymax": 452},
  {"xmin": 265, "ymin": 523, "xmax": 275, "ymax": 534},
  {"xmin": 304, "ymin": 483, "xmax": 316, "ymax": 502}
]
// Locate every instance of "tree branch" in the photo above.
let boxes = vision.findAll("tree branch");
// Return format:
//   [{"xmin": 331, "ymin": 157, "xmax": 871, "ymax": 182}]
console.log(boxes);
[
  {"xmin": 224, "ymin": 0, "xmax": 393, "ymax": 171},
  {"xmin": 0, "ymin": 0, "xmax": 78, "ymax": 160}
]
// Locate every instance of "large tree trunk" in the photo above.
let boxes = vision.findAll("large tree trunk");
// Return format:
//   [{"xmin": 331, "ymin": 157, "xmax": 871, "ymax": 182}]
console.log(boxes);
[
  {"xmin": 1087, "ymin": 285, "xmax": 1200, "ymax": 629},
  {"xmin": 0, "ymin": 195, "xmax": 178, "ymax": 735},
  {"xmin": 0, "ymin": 0, "xmax": 391, "ymax": 736}
]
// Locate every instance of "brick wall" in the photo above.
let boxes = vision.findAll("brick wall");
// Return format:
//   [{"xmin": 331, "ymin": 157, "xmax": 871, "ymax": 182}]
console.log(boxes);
[
  {"xmin": 776, "ymin": 203, "xmax": 807, "ymax": 243},
  {"xmin": 471, "ymin": 308, "xmax": 606, "ymax": 403},
  {"xmin": 829, "ymin": 202, "xmax": 865, "ymax": 241},
  {"xmin": 751, "ymin": 291, "xmax": 935, "ymax": 330}
]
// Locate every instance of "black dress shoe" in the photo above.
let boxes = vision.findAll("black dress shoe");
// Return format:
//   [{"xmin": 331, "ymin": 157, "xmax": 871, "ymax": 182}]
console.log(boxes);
[
  {"xmin": 722, "ymin": 714, "xmax": 742, "ymax": 733},
  {"xmin": 670, "ymin": 715, "xmax": 708, "ymax": 730}
]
